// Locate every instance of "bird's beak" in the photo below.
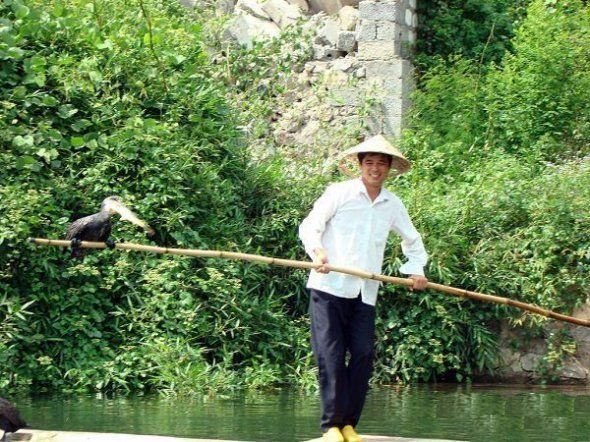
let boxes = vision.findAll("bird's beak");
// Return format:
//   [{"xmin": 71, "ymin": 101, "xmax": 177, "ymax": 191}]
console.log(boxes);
[{"xmin": 108, "ymin": 200, "xmax": 155, "ymax": 236}]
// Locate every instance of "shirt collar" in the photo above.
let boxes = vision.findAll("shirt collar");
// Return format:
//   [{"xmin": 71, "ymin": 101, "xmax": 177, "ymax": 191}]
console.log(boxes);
[{"xmin": 354, "ymin": 178, "xmax": 390, "ymax": 203}]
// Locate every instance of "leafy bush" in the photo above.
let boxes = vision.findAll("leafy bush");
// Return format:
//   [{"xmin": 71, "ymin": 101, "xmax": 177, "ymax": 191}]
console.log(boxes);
[
  {"xmin": 389, "ymin": 0, "xmax": 590, "ymax": 381},
  {"xmin": 415, "ymin": 0, "xmax": 530, "ymax": 70},
  {"xmin": 0, "ymin": 0, "xmax": 314, "ymax": 393},
  {"xmin": 1, "ymin": 0, "xmax": 588, "ymax": 393}
]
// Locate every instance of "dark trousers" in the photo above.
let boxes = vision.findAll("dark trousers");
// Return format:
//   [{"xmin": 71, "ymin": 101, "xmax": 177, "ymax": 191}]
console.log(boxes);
[{"xmin": 309, "ymin": 289, "xmax": 376, "ymax": 431}]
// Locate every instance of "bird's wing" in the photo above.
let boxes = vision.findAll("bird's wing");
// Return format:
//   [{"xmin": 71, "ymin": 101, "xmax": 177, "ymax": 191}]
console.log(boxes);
[
  {"xmin": 96, "ymin": 219, "xmax": 112, "ymax": 242},
  {"xmin": 65, "ymin": 215, "xmax": 92, "ymax": 240}
]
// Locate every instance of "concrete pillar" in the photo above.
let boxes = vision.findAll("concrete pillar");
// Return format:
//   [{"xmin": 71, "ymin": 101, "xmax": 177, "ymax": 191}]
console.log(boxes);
[{"xmin": 357, "ymin": 0, "xmax": 416, "ymax": 137}]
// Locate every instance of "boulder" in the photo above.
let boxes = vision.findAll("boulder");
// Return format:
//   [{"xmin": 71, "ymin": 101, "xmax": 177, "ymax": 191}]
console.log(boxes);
[
  {"xmin": 329, "ymin": 56, "xmax": 357, "ymax": 72},
  {"xmin": 261, "ymin": 0, "xmax": 304, "ymax": 28},
  {"xmin": 235, "ymin": 0, "xmax": 270, "ymax": 19},
  {"xmin": 338, "ymin": 6, "xmax": 359, "ymax": 31},
  {"xmin": 225, "ymin": 13, "xmax": 281, "ymax": 49},
  {"xmin": 217, "ymin": 0, "xmax": 237, "ymax": 12},
  {"xmin": 316, "ymin": 17, "xmax": 340, "ymax": 46},
  {"xmin": 285, "ymin": 0, "xmax": 310, "ymax": 11},
  {"xmin": 308, "ymin": 0, "xmax": 342, "ymax": 14},
  {"xmin": 336, "ymin": 31, "xmax": 356, "ymax": 52}
]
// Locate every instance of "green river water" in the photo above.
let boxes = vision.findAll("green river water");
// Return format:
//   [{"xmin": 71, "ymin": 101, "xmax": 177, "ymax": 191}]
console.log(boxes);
[{"xmin": 13, "ymin": 384, "xmax": 590, "ymax": 441}]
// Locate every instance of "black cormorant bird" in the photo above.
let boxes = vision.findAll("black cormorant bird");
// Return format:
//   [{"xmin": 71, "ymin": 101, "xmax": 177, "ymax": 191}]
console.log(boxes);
[
  {"xmin": 0, "ymin": 397, "xmax": 27, "ymax": 441},
  {"xmin": 65, "ymin": 196, "xmax": 154, "ymax": 258}
]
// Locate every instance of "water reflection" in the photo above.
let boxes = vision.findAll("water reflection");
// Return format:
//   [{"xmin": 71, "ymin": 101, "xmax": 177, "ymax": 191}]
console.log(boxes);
[{"xmin": 13, "ymin": 384, "xmax": 590, "ymax": 441}]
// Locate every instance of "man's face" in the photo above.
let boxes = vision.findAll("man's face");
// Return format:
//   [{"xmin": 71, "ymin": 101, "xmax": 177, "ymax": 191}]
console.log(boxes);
[{"xmin": 360, "ymin": 153, "xmax": 392, "ymax": 188}]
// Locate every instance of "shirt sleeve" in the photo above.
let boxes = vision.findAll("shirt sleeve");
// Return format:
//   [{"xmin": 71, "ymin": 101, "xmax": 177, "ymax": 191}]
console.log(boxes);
[
  {"xmin": 298, "ymin": 184, "xmax": 339, "ymax": 260},
  {"xmin": 390, "ymin": 201, "xmax": 428, "ymax": 276}
]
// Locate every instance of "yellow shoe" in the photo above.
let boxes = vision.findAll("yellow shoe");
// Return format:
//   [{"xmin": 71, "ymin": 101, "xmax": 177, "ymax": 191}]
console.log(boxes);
[
  {"xmin": 322, "ymin": 427, "xmax": 344, "ymax": 442},
  {"xmin": 341, "ymin": 425, "xmax": 363, "ymax": 442}
]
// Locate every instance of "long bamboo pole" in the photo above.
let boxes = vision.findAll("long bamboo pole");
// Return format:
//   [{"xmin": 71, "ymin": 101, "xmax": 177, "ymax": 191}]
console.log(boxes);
[{"xmin": 28, "ymin": 237, "xmax": 590, "ymax": 328}]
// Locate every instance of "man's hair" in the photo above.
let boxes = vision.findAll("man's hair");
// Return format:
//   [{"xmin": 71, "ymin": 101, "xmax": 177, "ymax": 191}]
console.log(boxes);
[{"xmin": 357, "ymin": 152, "xmax": 393, "ymax": 166}]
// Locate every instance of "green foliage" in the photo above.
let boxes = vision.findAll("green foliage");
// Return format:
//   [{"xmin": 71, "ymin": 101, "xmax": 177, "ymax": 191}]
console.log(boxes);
[
  {"xmin": 415, "ymin": 0, "xmax": 530, "ymax": 70},
  {"xmin": 2, "ymin": 0, "xmax": 588, "ymax": 394},
  {"xmin": 390, "ymin": 0, "xmax": 590, "ymax": 381},
  {"xmin": 485, "ymin": 0, "xmax": 590, "ymax": 158},
  {"xmin": 537, "ymin": 329, "xmax": 577, "ymax": 383},
  {"xmin": 0, "ymin": 0, "xmax": 313, "ymax": 394}
]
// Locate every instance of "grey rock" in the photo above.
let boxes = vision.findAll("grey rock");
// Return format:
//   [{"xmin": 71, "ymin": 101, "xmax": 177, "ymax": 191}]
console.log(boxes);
[
  {"xmin": 309, "ymin": 61, "xmax": 330, "ymax": 73},
  {"xmin": 381, "ymin": 96, "xmax": 411, "ymax": 136},
  {"xmin": 381, "ymin": 95, "xmax": 411, "ymax": 116},
  {"xmin": 521, "ymin": 353, "xmax": 541, "ymax": 372},
  {"xmin": 217, "ymin": 0, "xmax": 237, "ymax": 12},
  {"xmin": 355, "ymin": 66, "xmax": 366, "ymax": 78},
  {"xmin": 337, "ymin": 31, "xmax": 357, "ymax": 52},
  {"xmin": 235, "ymin": 0, "xmax": 270, "ymax": 19},
  {"xmin": 261, "ymin": 0, "xmax": 303, "ymax": 28},
  {"xmin": 329, "ymin": 56, "xmax": 357, "ymax": 72},
  {"xmin": 308, "ymin": 0, "xmax": 343, "ymax": 14},
  {"xmin": 316, "ymin": 17, "xmax": 341, "ymax": 46},
  {"xmin": 322, "ymin": 70, "xmax": 349, "ymax": 89},
  {"xmin": 359, "ymin": 0, "xmax": 402, "ymax": 23},
  {"xmin": 560, "ymin": 358, "xmax": 588, "ymax": 380},
  {"xmin": 338, "ymin": 6, "xmax": 359, "ymax": 31},
  {"xmin": 226, "ymin": 13, "xmax": 281, "ymax": 49},
  {"xmin": 313, "ymin": 45, "xmax": 345, "ymax": 61},
  {"xmin": 328, "ymin": 87, "xmax": 359, "ymax": 107},
  {"xmin": 285, "ymin": 0, "xmax": 310, "ymax": 11}
]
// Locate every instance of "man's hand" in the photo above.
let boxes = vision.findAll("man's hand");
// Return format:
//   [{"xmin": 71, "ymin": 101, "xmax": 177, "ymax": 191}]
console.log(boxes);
[
  {"xmin": 409, "ymin": 274, "xmax": 428, "ymax": 291},
  {"xmin": 313, "ymin": 248, "xmax": 330, "ymax": 274}
]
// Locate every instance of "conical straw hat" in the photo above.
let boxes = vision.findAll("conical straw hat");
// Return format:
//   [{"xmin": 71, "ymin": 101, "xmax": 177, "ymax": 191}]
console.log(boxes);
[{"xmin": 339, "ymin": 134, "xmax": 411, "ymax": 175}]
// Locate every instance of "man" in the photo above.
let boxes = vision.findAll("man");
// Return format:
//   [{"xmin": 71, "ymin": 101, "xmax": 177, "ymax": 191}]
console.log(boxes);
[{"xmin": 298, "ymin": 135, "xmax": 428, "ymax": 442}]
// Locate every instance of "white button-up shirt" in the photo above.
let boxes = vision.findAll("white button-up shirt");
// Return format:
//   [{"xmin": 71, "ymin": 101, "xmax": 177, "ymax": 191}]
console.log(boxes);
[{"xmin": 298, "ymin": 178, "xmax": 428, "ymax": 306}]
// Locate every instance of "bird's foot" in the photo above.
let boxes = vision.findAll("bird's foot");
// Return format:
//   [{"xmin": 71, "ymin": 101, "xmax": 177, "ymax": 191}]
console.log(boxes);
[
  {"xmin": 70, "ymin": 238, "xmax": 83, "ymax": 249},
  {"xmin": 105, "ymin": 238, "xmax": 116, "ymax": 249}
]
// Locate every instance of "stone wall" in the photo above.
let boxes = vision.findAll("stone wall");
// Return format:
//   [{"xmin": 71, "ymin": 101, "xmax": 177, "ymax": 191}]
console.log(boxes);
[
  {"xmin": 218, "ymin": 0, "xmax": 418, "ymax": 164},
  {"xmin": 487, "ymin": 303, "xmax": 590, "ymax": 384}
]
